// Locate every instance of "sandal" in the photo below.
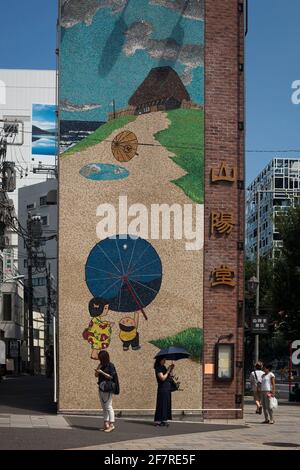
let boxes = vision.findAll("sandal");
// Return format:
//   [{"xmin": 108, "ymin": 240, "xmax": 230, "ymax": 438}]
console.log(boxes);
[{"xmin": 104, "ymin": 424, "xmax": 115, "ymax": 433}]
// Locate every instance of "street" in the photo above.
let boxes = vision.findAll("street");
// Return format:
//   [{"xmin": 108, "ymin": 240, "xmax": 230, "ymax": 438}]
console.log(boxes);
[{"xmin": 0, "ymin": 375, "xmax": 300, "ymax": 450}]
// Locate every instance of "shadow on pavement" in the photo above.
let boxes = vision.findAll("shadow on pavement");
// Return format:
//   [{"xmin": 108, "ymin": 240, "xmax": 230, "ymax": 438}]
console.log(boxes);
[{"xmin": 0, "ymin": 375, "xmax": 56, "ymax": 415}]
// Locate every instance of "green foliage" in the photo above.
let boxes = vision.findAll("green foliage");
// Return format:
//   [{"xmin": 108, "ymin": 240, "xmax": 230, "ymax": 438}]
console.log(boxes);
[
  {"xmin": 149, "ymin": 327, "xmax": 203, "ymax": 361},
  {"xmin": 61, "ymin": 115, "xmax": 137, "ymax": 157},
  {"xmin": 245, "ymin": 258, "xmax": 274, "ymax": 315},
  {"xmin": 154, "ymin": 109, "xmax": 204, "ymax": 203},
  {"xmin": 272, "ymin": 204, "xmax": 300, "ymax": 339}
]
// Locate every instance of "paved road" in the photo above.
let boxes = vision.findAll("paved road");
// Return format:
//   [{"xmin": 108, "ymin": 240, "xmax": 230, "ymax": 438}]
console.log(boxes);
[{"xmin": 0, "ymin": 375, "xmax": 56, "ymax": 415}]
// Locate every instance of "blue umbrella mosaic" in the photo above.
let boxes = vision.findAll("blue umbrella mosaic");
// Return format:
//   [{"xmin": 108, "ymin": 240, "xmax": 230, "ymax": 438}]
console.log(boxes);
[{"xmin": 85, "ymin": 235, "xmax": 163, "ymax": 320}]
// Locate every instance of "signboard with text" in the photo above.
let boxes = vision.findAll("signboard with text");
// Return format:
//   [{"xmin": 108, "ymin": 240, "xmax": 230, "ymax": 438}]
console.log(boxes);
[{"xmin": 251, "ymin": 316, "xmax": 269, "ymax": 334}]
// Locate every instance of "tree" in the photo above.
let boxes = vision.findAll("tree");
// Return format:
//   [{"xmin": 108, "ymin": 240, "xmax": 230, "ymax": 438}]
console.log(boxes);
[
  {"xmin": 272, "ymin": 204, "xmax": 300, "ymax": 340},
  {"xmin": 244, "ymin": 257, "xmax": 276, "ymax": 370}
]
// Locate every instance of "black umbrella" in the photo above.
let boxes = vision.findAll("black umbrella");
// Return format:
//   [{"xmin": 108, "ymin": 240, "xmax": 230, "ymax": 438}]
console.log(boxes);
[{"xmin": 154, "ymin": 346, "xmax": 191, "ymax": 361}]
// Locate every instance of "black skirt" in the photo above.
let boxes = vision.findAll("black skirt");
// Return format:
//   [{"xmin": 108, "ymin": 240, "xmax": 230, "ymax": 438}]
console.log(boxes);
[
  {"xmin": 154, "ymin": 365, "xmax": 172, "ymax": 422},
  {"xmin": 155, "ymin": 386, "xmax": 172, "ymax": 422}
]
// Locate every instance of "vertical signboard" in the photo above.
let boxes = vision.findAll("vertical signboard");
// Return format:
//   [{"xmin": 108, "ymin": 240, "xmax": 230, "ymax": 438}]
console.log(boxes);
[
  {"xmin": 32, "ymin": 104, "xmax": 57, "ymax": 156},
  {"xmin": 59, "ymin": 0, "xmax": 205, "ymax": 411}
]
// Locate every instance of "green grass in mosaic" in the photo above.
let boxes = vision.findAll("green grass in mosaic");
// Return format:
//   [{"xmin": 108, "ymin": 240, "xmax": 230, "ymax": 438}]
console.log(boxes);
[
  {"xmin": 154, "ymin": 109, "xmax": 204, "ymax": 204},
  {"xmin": 150, "ymin": 327, "xmax": 203, "ymax": 361},
  {"xmin": 61, "ymin": 115, "xmax": 137, "ymax": 157}
]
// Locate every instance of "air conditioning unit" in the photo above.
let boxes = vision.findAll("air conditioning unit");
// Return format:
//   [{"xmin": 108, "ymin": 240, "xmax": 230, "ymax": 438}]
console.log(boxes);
[{"xmin": 26, "ymin": 202, "xmax": 37, "ymax": 210}]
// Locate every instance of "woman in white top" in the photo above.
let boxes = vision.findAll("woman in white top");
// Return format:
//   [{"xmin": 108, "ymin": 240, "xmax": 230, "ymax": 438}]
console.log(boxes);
[
  {"xmin": 261, "ymin": 364, "xmax": 276, "ymax": 424},
  {"xmin": 249, "ymin": 362, "xmax": 264, "ymax": 414}
]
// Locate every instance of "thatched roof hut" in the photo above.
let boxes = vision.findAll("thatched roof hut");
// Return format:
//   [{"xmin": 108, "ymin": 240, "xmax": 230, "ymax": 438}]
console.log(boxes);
[{"xmin": 128, "ymin": 66, "xmax": 190, "ymax": 108}]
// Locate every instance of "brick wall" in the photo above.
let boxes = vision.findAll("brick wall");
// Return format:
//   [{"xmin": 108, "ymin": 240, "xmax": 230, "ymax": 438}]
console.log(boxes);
[{"xmin": 203, "ymin": 0, "xmax": 245, "ymax": 419}]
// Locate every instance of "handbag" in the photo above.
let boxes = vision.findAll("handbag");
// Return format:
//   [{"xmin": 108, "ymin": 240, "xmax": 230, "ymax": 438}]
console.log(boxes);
[
  {"xmin": 269, "ymin": 396, "xmax": 278, "ymax": 409},
  {"xmin": 99, "ymin": 380, "xmax": 116, "ymax": 393},
  {"xmin": 169, "ymin": 376, "xmax": 180, "ymax": 392},
  {"xmin": 98, "ymin": 366, "xmax": 120, "ymax": 395}
]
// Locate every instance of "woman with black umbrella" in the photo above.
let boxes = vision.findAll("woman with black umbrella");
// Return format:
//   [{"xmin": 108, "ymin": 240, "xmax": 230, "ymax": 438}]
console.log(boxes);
[
  {"xmin": 154, "ymin": 357, "xmax": 175, "ymax": 427},
  {"xmin": 153, "ymin": 347, "xmax": 191, "ymax": 427}
]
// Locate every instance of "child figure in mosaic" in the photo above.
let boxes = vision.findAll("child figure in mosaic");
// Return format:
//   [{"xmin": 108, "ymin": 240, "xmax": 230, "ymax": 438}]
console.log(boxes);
[
  {"xmin": 82, "ymin": 298, "xmax": 115, "ymax": 359},
  {"xmin": 119, "ymin": 311, "xmax": 141, "ymax": 351}
]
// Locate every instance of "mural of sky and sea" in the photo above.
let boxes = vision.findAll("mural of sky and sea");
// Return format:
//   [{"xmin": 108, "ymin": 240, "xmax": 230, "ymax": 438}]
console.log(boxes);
[
  {"xmin": 32, "ymin": 104, "xmax": 57, "ymax": 156},
  {"xmin": 60, "ymin": 0, "xmax": 204, "ymax": 123}
]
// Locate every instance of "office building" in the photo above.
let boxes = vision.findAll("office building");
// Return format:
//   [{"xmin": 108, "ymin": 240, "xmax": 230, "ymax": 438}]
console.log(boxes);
[{"xmin": 246, "ymin": 158, "xmax": 300, "ymax": 259}]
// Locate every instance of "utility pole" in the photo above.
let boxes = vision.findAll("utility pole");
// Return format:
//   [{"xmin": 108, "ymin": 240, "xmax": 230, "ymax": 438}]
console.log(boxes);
[
  {"xmin": 112, "ymin": 99, "xmax": 116, "ymax": 119},
  {"xmin": 254, "ymin": 190, "xmax": 261, "ymax": 364},
  {"xmin": 27, "ymin": 215, "xmax": 34, "ymax": 375},
  {"xmin": 26, "ymin": 215, "xmax": 43, "ymax": 375},
  {"xmin": 45, "ymin": 262, "xmax": 51, "ymax": 352}
]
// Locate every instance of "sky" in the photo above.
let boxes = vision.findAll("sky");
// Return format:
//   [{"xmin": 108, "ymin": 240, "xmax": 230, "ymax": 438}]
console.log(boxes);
[
  {"xmin": 32, "ymin": 104, "xmax": 57, "ymax": 131},
  {"xmin": 246, "ymin": 0, "xmax": 300, "ymax": 183},
  {"xmin": 0, "ymin": 0, "xmax": 299, "ymax": 183},
  {"xmin": 0, "ymin": 0, "xmax": 57, "ymax": 70}
]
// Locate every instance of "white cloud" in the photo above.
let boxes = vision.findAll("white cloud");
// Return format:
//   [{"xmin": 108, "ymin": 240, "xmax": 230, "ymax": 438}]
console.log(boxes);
[
  {"xmin": 123, "ymin": 21, "xmax": 203, "ymax": 85},
  {"xmin": 60, "ymin": 99, "xmax": 102, "ymax": 112},
  {"xmin": 33, "ymin": 104, "xmax": 55, "ymax": 112},
  {"xmin": 61, "ymin": 0, "xmax": 129, "ymax": 28},
  {"xmin": 150, "ymin": 0, "xmax": 204, "ymax": 21},
  {"xmin": 32, "ymin": 120, "xmax": 56, "ymax": 130}
]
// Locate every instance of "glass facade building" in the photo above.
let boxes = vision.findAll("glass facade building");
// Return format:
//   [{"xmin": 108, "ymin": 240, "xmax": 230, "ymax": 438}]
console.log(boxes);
[{"xmin": 246, "ymin": 158, "xmax": 300, "ymax": 259}]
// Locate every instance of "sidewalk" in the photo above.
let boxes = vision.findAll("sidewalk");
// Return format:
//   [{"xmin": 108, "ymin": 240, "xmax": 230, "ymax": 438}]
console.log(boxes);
[
  {"xmin": 1, "ymin": 375, "xmax": 300, "ymax": 450},
  {"xmin": 69, "ymin": 400, "xmax": 300, "ymax": 450}
]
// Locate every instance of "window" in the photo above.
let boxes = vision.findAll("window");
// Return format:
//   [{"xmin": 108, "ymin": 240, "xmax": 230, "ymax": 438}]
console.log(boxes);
[
  {"xmin": 2, "ymin": 294, "xmax": 12, "ymax": 321},
  {"xmin": 34, "ymin": 297, "xmax": 46, "ymax": 307},
  {"xmin": 26, "ymin": 203, "xmax": 35, "ymax": 210},
  {"xmin": 32, "ymin": 277, "xmax": 46, "ymax": 287},
  {"xmin": 41, "ymin": 216, "xmax": 48, "ymax": 226},
  {"xmin": 40, "ymin": 196, "xmax": 47, "ymax": 206},
  {"xmin": 33, "ymin": 329, "xmax": 39, "ymax": 340}
]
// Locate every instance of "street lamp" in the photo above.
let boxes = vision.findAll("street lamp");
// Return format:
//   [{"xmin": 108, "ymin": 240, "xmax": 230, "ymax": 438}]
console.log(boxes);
[
  {"xmin": 247, "ymin": 275, "xmax": 260, "ymax": 363},
  {"xmin": 248, "ymin": 276, "xmax": 259, "ymax": 293}
]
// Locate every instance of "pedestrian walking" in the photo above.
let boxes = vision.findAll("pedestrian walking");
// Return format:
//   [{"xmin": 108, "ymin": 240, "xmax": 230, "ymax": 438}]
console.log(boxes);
[
  {"xmin": 154, "ymin": 357, "xmax": 174, "ymax": 427},
  {"xmin": 95, "ymin": 350, "xmax": 119, "ymax": 433},
  {"xmin": 261, "ymin": 364, "xmax": 276, "ymax": 424},
  {"xmin": 249, "ymin": 361, "xmax": 264, "ymax": 414}
]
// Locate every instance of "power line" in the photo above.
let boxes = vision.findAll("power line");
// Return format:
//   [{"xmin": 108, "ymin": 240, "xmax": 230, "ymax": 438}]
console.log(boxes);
[{"xmin": 246, "ymin": 150, "xmax": 300, "ymax": 154}]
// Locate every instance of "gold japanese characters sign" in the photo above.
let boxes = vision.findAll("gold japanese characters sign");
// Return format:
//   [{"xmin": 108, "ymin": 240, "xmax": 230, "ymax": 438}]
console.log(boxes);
[
  {"xmin": 211, "ymin": 265, "xmax": 235, "ymax": 287},
  {"xmin": 211, "ymin": 162, "xmax": 236, "ymax": 183},
  {"xmin": 210, "ymin": 160, "xmax": 236, "ymax": 288},
  {"xmin": 211, "ymin": 212, "xmax": 234, "ymax": 236}
]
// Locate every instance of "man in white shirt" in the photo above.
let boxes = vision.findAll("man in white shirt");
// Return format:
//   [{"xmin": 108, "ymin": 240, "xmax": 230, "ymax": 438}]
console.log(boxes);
[
  {"xmin": 249, "ymin": 361, "xmax": 264, "ymax": 414},
  {"xmin": 261, "ymin": 364, "xmax": 276, "ymax": 424}
]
